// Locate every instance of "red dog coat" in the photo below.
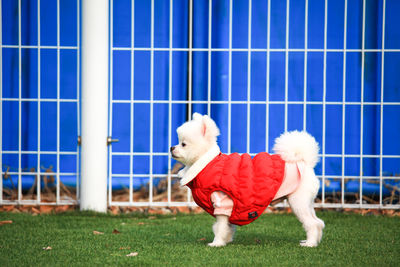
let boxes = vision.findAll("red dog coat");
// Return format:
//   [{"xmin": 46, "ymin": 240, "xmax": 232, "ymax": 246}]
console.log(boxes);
[{"xmin": 182, "ymin": 148, "xmax": 285, "ymax": 226}]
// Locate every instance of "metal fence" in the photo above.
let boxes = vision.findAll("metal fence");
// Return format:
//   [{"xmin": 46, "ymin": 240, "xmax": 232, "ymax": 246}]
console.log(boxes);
[
  {"xmin": 1, "ymin": 0, "xmax": 80, "ymax": 205},
  {"xmin": 2, "ymin": 0, "xmax": 400, "ymax": 209}
]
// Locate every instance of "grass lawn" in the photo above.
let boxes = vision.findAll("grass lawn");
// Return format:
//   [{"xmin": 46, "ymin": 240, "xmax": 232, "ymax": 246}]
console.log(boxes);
[{"xmin": 0, "ymin": 210, "xmax": 399, "ymax": 266}]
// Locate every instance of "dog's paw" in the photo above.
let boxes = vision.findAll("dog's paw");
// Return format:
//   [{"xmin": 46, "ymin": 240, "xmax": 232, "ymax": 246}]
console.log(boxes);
[
  {"xmin": 208, "ymin": 241, "xmax": 226, "ymax": 247},
  {"xmin": 300, "ymin": 240, "xmax": 318, "ymax": 247}
]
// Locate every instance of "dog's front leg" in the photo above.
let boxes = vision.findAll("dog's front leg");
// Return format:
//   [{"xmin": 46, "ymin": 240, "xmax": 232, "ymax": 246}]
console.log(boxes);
[{"xmin": 208, "ymin": 215, "xmax": 236, "ymax": 247}]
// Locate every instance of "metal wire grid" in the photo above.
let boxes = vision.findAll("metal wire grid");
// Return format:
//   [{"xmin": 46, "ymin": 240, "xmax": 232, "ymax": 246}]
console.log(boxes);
[
  {"xmin": 1, "ymin": 0, "xmax": 399, "ymax": 209},
  {"xmin": 0, "ymin": 0, "xmax": 80, "ymax": 205},
  {"xmin": 108, "ymin": 0, "xmax": 400, "ymax": 209}
]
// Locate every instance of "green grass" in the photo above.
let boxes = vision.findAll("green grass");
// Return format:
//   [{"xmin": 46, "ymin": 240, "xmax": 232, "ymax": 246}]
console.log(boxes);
[{"xmin": 0, "ymin": 211, "xmax": 399, "ymax": 266}]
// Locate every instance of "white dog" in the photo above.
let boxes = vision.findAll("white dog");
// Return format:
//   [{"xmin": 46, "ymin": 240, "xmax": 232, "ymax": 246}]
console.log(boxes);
[{"xmin": 171, "ymin": 113, "xmax": 324, "ymax": 247}]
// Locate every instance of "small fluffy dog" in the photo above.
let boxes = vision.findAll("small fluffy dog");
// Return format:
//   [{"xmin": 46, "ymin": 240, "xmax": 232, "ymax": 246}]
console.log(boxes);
[{"xmin": 171, "ymin": 113, "xmax": 324, "ymax": 247}]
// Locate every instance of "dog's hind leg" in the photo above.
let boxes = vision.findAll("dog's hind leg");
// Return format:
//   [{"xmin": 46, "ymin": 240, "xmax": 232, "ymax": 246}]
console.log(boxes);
[
  {"xmin": 288, "ymin": 169, "xmax": 324, "ymax": 247},
  {"xmin": 208, "ymin": 215, "xmax": 236, "ymax": 247},
  {"xmin": 288, "ymin": 195, "xmax": 323, "ymax": 247},
  {"xmin": 311, "ymin": 205, "xmax": 325, "ymax": 243}
]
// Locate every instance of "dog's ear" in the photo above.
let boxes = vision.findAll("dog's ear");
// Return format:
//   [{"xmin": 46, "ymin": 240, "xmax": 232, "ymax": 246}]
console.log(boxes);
[
  {"xmin": 201, "ymin": 115, "xmax": 220, "ymax": 141},
  {"xmin": 192, "ymin": 113, "xmax": 203, "ymax": 121}
]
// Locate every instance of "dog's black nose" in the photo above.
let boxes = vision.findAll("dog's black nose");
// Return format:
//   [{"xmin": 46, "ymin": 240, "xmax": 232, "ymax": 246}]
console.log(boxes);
[{"xmin": 170, "ymin": 146, "xmax": 175, "ymax": 152}]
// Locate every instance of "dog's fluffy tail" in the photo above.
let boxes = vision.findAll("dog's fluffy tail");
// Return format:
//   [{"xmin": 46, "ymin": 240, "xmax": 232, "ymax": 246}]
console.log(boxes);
[{"xmin": 272, "ymin": 131, "xmax": 319, "ymax": 168}]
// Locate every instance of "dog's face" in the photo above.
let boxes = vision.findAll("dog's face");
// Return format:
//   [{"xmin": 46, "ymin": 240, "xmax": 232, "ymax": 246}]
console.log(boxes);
[{"xmin": 171, "ymin": 113, "xmax": 220, "ymax": 166}]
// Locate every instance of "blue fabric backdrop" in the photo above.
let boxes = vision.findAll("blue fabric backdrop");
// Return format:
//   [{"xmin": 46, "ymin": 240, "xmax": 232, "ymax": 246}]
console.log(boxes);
[{"xmin": 2, "ymin": 0, "xmax": 400, "ymax": 194}]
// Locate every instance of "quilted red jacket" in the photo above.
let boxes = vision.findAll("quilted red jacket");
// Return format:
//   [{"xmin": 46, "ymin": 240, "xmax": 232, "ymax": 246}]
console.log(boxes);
[{"xmin": 185, "ymin": 152, "xmax": 285, "ymax": 226}]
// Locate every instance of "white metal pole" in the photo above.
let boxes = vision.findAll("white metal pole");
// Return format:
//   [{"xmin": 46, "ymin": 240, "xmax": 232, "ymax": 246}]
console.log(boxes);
[{"xmin": 80, "ymin": 0, "xmax": 109, "ymax": 212}]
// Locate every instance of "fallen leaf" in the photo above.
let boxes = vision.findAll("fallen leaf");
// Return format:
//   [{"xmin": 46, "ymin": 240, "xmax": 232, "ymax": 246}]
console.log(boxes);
[
  {"xmin": 18, "ymin": 206, "xmax": 31, "ymax": 212},
  {"xmin": 198, "ymin": 237, "xmax": 206, "ymax": 241},
  {"xmin": 39, "ymin": 205, "xmax": 53, "ymax": 214},
  {"xmin": 148, "ymin": 216, "xmax": 156, "ymax": 220},
  {"xmin": 55, "ymin": 205, "xmax": 70, "ymax": 213},
  {"xmin": 148, "ymin": 208, "xmax": 164, "ymax": 215},
  {"xmin": 119, "ymin": 247, "xmax": 131, "ymax": 250},
  {"xmin": 0, "ymin": 220, "xmax": 13, "ymax": 225},
  {"xmin": 137, "ymin": 222, "xmax": 145, "ymax": 225},
  {"xmin": 110, "ymin": 206, "xmax": 119, "ymax": 215},
  {"xmin": 112, "ymin": 229, "xmax": 121, "ymax": 234},
  {"xmin": 31, "ymin": 207, "xmax": 40, "ymax": 214},
  {"xmin": 126, "ymin": 252, "xmax": 138, "ymax": 257},
  {"xmin": 177, "ymin": 206, "xmax": 190, "ymax": 213},
  {"xmin": 93, "ymin": 231, "xmax": 104, "ymax": 235},
  {"xmin": 2, "ymin": 206, "xmax": 14, "ymax": 212},
  {"xmin": 42, "ymin": 246, "xmax": 52, "ymax": 250}
]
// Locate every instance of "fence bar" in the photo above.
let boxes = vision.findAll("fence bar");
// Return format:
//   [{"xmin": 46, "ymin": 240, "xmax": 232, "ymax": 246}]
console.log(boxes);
[
  {"xmin": 76, "ymin": 0, "xmax": 81, "ymax": 202},
  {"xmin": 207, "ymin": 0, "xmax": 212, "ymax": 115},
  {"xmin": 380, "ymin": 0, "xmax": 386, "ymax": 207},
  {"xmin": 284, "ymin": 0, "xmax": 289, "ymax": 132},
  {"xmin": 228, "ymin": 0, "xmax": 232, "ymax": 154},
  {"xmin": 110, "ymin": 99, "xmax": 400, "ymax": 106},
  {"xmin": 321, "ymin": 0, "xmax": 328, "ymax": 205},
  {"xmin": 107, "ymin": 173, "xmax": 399, "ymax": 179},
  {"xmin": 1, "ymin": 200, "xmax": 77, "ymax": 206},
  {"xmin": 246, "ymin": 0, "xmax": 252, "ymax": 154},
  {"xmin": 18, "ymin": 0, "xmax": 22, "ymax": 203},
  {"xmin": 2, "ymin": 98, "xmax": 78, "ymax": 102},
  {"xmin": 186, "ymin": 0, "xmax": 194, "ymax": 203},
  {"xmin": 149, "ymin": 0, "xmax": 155, "ymax": 205},
  {"xmin": 303, "ymin": 0, "xmax": 308, "ymax": 131},
  {"xmin": 108, "ymin": 0, "xmax": 114, "ymax": 207},
  {"xmin": 37, "ymin": 0, "xmax": 41, "ymax": 204},
  {"xmin": 129, "ymin": 0, "xmax": 135, "ymax": 205},
  {"xmin": 5, "ymin": 45, "xmax": 400, "ymax": 53},
  {"xmin": 108, "ymin": 151, "xmax": 400, "ymax": 158},
  {"xmin": 2, "ymin": 45, "xmax": 78, "ymax": 49},
  {"xmin": 188, "ymin": 0, "xmax": 193, "ymax": 119},
  {"xmin": 80, "ymin": 0, "xmax": 109, "ymax": 212},
  {"xmin": 360, "ymin": 0, "xmax": 366, "ymax": 207},
  {"xmin": 341, "ymin": 0, "xmax": 348, "ymax": 207},
  {"xmin": 2, "ymin": 151, "xmax": 78, "ymax": 155},
  {"xmin": 112, "ymin": 47, "xmax": 400, "ymax": 53},
  {"xmin": 167, "ymin": 0, "xmax": 173, "ymax": 205},
  {"xmin": 0, "ymin": 0, "xmax": 3, "ymax": 203},
  {"xmin": 266, "ymin": 0, "xmax": 271, "ymax": 152},
  {"xmin": 56, "ymin": 0, "xmax": 61, "ymax": 204}
]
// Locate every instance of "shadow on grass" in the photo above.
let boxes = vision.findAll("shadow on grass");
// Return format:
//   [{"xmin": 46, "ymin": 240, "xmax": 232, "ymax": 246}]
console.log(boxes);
[
  {"xmin": 194, "ymin": 232, "xmax": 298, "ymax": 247},
  {"xmin": 234, "ymin": 232, "xmax": 298, "ymax": 246}
]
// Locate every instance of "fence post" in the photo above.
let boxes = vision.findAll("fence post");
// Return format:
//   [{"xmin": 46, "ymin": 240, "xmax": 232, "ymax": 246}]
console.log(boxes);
[{"xmin": 80, "ymin": 0, "xmax": 109, "ymax": 212}]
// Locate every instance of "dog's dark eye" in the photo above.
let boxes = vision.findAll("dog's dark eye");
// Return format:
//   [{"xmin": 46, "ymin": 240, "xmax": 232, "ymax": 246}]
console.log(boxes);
[{"xmin": 182, "ymin": 142, "xmax": 186, "ymax": 147}]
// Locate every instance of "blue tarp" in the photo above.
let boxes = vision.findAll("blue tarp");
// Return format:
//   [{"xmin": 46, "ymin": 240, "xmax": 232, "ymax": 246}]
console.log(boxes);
[{"xmin": 2, "ymin": 0, "xmax": 400, "ymax": 197}]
